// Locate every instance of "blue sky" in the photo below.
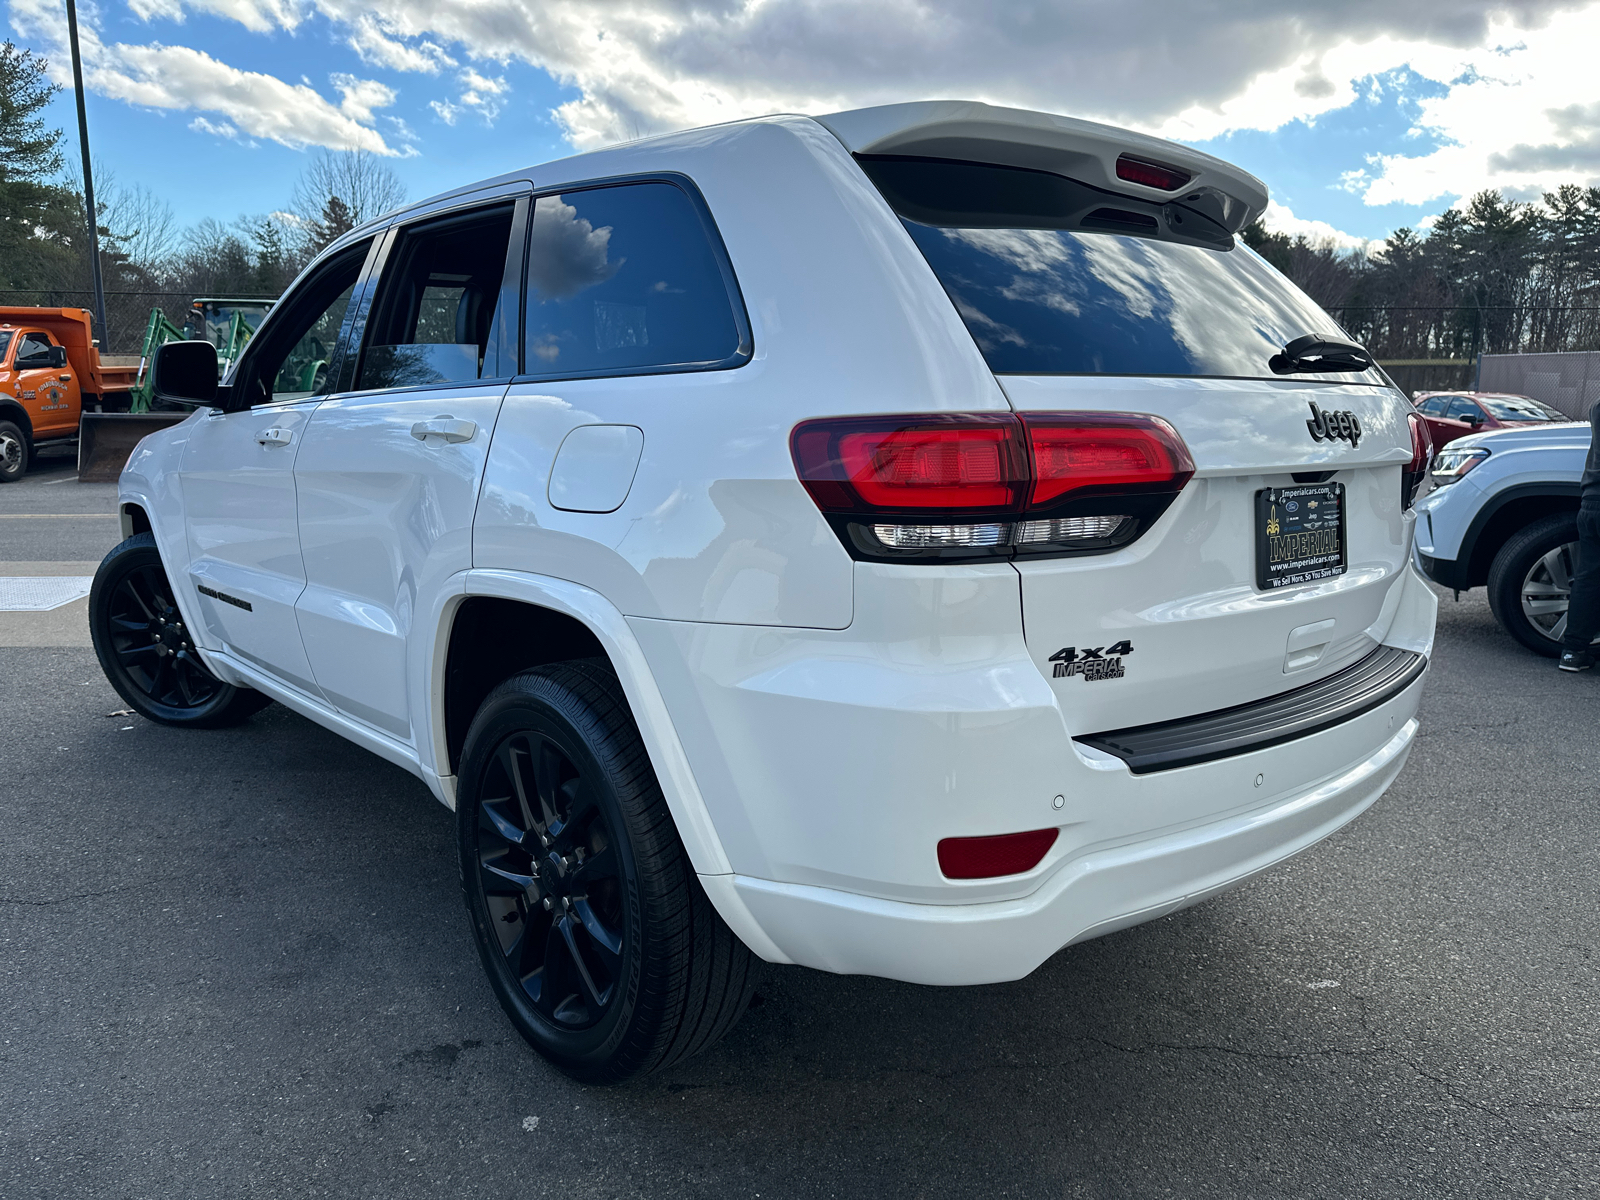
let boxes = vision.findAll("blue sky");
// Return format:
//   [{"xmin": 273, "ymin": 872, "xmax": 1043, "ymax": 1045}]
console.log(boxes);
[{"xmin": 10, "ymin": 0, "xmax": 1600, "ymax": 247}]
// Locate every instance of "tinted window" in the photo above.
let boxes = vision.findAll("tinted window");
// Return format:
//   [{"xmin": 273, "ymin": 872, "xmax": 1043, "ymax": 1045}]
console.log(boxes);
[
  {"xmin": 358, "ymin": 205, "xmax": 516, "ymax": 390},
  {"xmin": 866, "ymin": 157, "xmax": 1376, "ymax": 382},
  {"xmin": 1445, "ymin": 397, "xmax": 1482, "ymax": 420},
  {"xmin": 522, "ymin": 182, "xmax": 743, "ymax": 377},
  {"xmin": 16, "ymin": 333, "xmax": 53, "ymax": 366},
  {"xmin": 1480, "ymin": 394, "xmax": 1563, "ymax": 421},
  {"xmin": 1417, "ymin": 397, "xmax": 1447, "ymax": 416},
  {"xmin": 0, "ymin": 331, "xmax": 12, "ymax": 363}
]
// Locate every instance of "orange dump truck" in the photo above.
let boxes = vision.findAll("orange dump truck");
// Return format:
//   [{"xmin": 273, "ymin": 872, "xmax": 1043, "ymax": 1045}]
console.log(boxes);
[{"xmin": 0, "ymin": 307, "xmax": 180, "ymax": 483}]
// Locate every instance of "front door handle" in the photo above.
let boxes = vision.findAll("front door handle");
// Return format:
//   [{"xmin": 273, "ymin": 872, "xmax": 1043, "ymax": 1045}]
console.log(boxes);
[
  {"xmin": 410, "ymin": 416, "xmax": 477, "ymax": 444},
  {"xmin": 256, "ymin": 427, "xmax": 293, "ymax": 447}
]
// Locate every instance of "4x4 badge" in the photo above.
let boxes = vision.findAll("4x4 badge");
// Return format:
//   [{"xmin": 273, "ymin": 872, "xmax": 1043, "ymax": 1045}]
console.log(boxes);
[
  {"xmin": 1050, "ymin": 641, "xmax": 1133, "ymax": 682},
  {"xmin": 1306, "ymin": 401, "xmax": 1361, "ymax": 448}
]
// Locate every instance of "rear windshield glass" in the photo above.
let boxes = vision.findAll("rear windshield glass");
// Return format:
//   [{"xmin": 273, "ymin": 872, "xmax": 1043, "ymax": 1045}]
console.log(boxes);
[
  {"xmin": 1481, "ymin": 395, "xmax": 1564, "ymax": 421},
  {"xmin": 862, "ymin": 157, "xmax": 1376, "ymax": 383}
]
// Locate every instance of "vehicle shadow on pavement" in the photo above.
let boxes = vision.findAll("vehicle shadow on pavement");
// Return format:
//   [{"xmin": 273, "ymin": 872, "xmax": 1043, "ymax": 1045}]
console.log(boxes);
[{"xmin": 3, "ymin": 590, "xmax": 1595, "ymax": 1200}]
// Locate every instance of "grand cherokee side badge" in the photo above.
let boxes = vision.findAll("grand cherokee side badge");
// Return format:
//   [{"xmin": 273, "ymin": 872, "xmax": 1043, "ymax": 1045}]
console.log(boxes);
[
  {"xmin": 1306, "ymin": 401, "xmax": 1360, "ymax": 448},
  {"xmin": 1050, "ymin": 641, "xmax": 1132, "ymax": 681}
]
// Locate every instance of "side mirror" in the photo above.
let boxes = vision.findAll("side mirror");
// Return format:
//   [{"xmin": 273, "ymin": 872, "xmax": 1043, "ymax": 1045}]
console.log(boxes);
[
  {"xmin": 49, "ymin": 345, "xmax": 66, "ymax": 368},
  {"xmin": 152, "ymin": 340, "xmax": 220, "ymax": 407},
  {"xmin": 1466, "ymin": 414, "xmax": 1485, "ymax": 428}
]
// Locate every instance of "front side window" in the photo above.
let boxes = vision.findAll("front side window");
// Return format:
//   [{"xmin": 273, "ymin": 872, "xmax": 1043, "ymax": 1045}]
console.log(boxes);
[
  {"xmin": 860, "ymin": 156, "xmax": 1378, "ymax": 383},
  {"xmin": 522, "ymin": 181, "xmax": 745, "ymax": 378},
  {"xmin": 1445, "ymin": 397, "xmax": 1483, "ymax": 421},
  {"xmin": 0, "ymin": 331, "xmax": 13, "ymax": 365},
  {"xmin": 15, "ymin": 333, "xmax": 54, "ymax": 367},
  {"xmin": 356, "ymin": 204, "xmax": 516, "ymax": 391},
  {"xmin": 235, "ymin": 239, "xmax": 370, "ymax": 407}
]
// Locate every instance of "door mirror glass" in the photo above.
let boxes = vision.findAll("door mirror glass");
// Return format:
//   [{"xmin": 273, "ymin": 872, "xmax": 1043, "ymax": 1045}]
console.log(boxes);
[
  {"xmin": 356, "ymin": 204, "xmax": 516, "ymax": 391},
  {"xmin": 152, "ymin": 341, "xmax": 220, "ymax": 406},
  {"xmin": 49, "ymin": 345, "xmax": 66, "ymax": 368}
]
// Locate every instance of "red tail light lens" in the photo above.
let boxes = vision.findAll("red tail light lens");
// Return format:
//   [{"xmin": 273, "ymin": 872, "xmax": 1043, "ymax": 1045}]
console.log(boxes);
[
  {"xmin": 1024, "ymin": 414, "xmax": 1195, "ymax": 506},
  {"xmin": 938, "ymin": 828, "xmax": 1060, "ymax": 879},
  {"xmin": 1403, "ymin": 413, "xmax": 1432, "ymax": 508},
  {"xmin": 790, "ymin": 415, "xmax": 1027, "ymax": 512},
  {"xmin": 1115, "ymin": 154, "xmax": 1193, "ymax": 192},
  {"xmin": 791, "ymin": 411, "xmax": 1195, "ymax": 561}
]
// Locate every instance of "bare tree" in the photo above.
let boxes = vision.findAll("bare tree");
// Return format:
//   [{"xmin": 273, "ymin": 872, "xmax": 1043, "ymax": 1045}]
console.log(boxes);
[
  {"xmin": 291, "ymin": 150, "xmax": 407, "ymax": 256},
  {"xmin": 98, "ymin": 180, "xmax": 179, "ymax": 281}
]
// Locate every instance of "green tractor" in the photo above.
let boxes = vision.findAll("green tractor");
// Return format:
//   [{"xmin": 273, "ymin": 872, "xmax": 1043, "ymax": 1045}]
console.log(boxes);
[{"xmin": 130, "ymin": 297, "xmax": 284, "ymax": 412}]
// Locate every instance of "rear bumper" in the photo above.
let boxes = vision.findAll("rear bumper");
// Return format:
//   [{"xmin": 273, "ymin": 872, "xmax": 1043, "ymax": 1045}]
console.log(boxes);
[{"xmin": 716, "ymin": 693, "xmax": 1420, "ymax": 985}]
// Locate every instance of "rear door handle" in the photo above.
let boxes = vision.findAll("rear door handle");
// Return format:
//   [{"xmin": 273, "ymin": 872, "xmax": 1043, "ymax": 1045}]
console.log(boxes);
[
  {"xmin": 410, "ymin": 416, "xmax": 477, "ymax": 444},
  {"xmin": 256, "ymin": 427, "xmax": 293, "ymax": 447}
]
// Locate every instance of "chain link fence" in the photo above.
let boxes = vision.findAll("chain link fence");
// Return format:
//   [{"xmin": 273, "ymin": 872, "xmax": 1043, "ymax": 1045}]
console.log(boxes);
[
  {"xmin": 1478, "ymin": 351, "xmax": 1600, "ymax": 419},
  {"xmin": 0, "ymin": 290, "xmax": 279, "ymax": 358}
]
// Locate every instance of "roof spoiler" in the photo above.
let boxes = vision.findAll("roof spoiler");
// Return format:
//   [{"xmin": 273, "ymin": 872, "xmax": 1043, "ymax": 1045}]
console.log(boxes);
[{"xmin": 815, "ymin": 101, "xmax": 1268, "ymax": 235}]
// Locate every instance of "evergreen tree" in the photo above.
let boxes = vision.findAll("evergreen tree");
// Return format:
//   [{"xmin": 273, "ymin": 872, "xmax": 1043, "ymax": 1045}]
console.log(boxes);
[{"xmin": 0, "ymin": 40, "xmax": 83, "ymax": 290}]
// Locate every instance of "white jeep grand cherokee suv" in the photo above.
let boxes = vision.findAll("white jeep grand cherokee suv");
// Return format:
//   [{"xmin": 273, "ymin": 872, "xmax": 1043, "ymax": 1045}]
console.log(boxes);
[{"xmin": 90, "ymin": 101, "xmax": 1437, "ymax": 1083}]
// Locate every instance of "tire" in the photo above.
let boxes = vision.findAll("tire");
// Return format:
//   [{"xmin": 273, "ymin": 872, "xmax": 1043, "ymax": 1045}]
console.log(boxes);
[
  {"xmin": 89, "ymin": 533, "xmax": 273, "ymax": 727},
  {"xmin": 1486, "ymin": 512, "xmax": 1580, "ymax": 657},
  {"xmin": 0, "ymin": 420, "xmax": 28, "ymax": 483},
  {"xmin": 458, "ymin": 661, "xmax": 758, "ymax": 1085}
]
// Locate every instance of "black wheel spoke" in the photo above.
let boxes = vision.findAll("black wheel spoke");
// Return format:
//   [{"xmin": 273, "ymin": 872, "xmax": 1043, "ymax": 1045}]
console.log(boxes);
[
  {"xmin": 558, "ymin": 915, "xmax": 608, "ymax": 1011},
  {"xmin": 568, "ymin": 842, "xmax": 617, "ymax": 887},
  {"xmin": 480, "ymin": 853, "xmax": 537, "ymax": 897},
  {"xmin": 550, "ymin": 780, "xmax": 597, "ymax": 850},
  {"xmin": 479, "ymin": 798, "xmax": 527, "ymax": 847},
  {"xmin": 116, "ymin": 642, "xmax": 159, "ymax": 665},
  {"xmin": 572, "ymin": 899, "xmax": 622, "ymax": 975},
  {"xmin": 532, "ymin": 920, "xmax": 573, "ymax": 1019},
  {"xmin": 496, "ymin": 739, "xmax": 541, "ymax": 837},
  {"xmin": 532, "ymin": 734, "xmax": 567, "ymax": 829}
]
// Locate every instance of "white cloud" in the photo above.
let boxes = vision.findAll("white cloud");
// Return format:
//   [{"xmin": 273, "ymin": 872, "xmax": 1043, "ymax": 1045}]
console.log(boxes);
[
  {"xmin": 8, "ymin": 0, "xmax": 405, "ymax": 155},
  {"xmin": 1260, "ymin": 201, "xmax": 1368, "ymax": 251},
  {"xmin": 15, "ymin": 0, "xmax": 1600, "ymax": 218},
  {"xmin": 189, "ymin": 115, "xmax": 240, "ymax": 138}
]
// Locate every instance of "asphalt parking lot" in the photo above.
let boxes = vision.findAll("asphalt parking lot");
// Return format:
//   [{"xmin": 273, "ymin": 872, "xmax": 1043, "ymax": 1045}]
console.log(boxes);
[{"xmin": 2, "ymin": 453, "xmax": 1597, "ymax": 1198}]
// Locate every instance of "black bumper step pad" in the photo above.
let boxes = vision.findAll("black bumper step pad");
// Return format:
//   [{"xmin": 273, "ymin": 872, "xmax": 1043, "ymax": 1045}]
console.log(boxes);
[{"xmin": 1076, "ymin": 645, "xmax": 1428, "ymax": 775}]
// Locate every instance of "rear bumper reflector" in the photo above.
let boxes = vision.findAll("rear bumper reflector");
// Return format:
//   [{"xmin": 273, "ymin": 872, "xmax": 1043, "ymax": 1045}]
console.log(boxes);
[{"xmin": 1076, "ymin": 646, "xmax": 1428, "ymax": 775}]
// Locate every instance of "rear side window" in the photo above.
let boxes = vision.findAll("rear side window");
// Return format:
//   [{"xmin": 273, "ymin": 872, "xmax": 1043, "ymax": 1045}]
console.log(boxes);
[
  {"xmin": 1417, "ymin": 397, "xmax": 1447, "ymax": 416},
  {"xmin": 861, "ymin": 156, "xmax": 1376, "ymax": 383},
  {"xmin": 522, "ymin": 181, "xmax": 747, "ymax": 378}
]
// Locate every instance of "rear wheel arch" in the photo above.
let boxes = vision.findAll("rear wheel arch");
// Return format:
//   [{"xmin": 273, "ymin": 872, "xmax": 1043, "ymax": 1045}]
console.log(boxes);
[
  {"xmin": 441, "ymin": 595, "xmax": 607, "ymax": 777},
  {"xmin": 1461, "ymin": 486, "xmax": 1580, "ymax": 588}
]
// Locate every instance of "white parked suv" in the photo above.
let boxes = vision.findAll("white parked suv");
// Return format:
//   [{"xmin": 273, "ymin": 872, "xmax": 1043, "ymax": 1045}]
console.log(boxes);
[
  {"xmin": 90, "ymin": 101, "xmax": 1437, "ymax": 1083},
  {"xmin": 1414, "ymin": 420, "xmax": 1589, "ymax": 653}
]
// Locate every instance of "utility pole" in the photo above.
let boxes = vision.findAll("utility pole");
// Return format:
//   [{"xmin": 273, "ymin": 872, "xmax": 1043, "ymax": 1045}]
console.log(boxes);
[{"xmin": 64, "ymin": 0, "xmax": 108, "ymax": 344}]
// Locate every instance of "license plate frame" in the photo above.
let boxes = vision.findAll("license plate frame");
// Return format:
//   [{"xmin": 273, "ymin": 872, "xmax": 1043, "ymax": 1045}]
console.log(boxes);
[{"xmin": 1255, "ymin": 482, "xmax": 1347, "ymax": 591}]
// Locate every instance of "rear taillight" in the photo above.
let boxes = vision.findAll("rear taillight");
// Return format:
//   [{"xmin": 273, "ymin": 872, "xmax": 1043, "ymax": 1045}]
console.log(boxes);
[
  {"xmin": 791, "ymin": 412, "xmax": 1194, "ymax": 561},
  {"xmin": 1402, "ymin": 413, "xmax": 1432, "ymax": 508},
  {"xmin": 1115, "ymin": 154, "xmax": 1193, "ymax": 192}
]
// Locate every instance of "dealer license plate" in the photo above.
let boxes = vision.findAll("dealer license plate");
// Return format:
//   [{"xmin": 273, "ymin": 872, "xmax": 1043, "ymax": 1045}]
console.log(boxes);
[{"xmin": 1256, "ymin": 482, "xmax": 1346, "ymax": 591}]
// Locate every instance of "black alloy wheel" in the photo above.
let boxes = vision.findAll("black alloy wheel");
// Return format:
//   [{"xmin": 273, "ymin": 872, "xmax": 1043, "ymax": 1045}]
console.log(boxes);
[
  {"xmin": 459, "ymin": 662, "xmax": 759, "ymax": 1084},
  {"xmin": 89, "ymin": 533, "xmax": 272, "ymax": 727},
  {"xmin": 476, "ymin": 727, "xmax": 628, "ymax": 1030}
]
